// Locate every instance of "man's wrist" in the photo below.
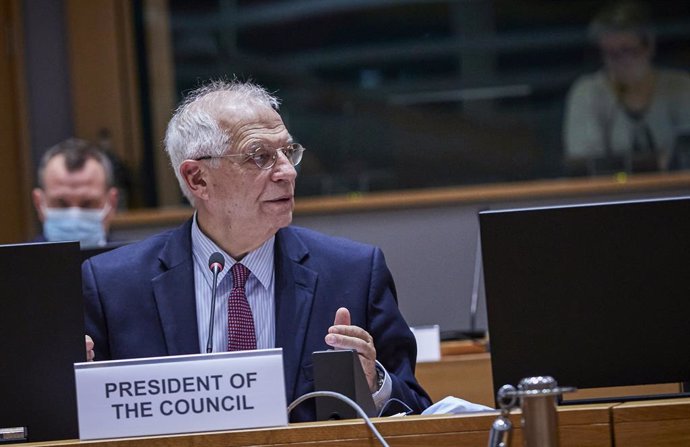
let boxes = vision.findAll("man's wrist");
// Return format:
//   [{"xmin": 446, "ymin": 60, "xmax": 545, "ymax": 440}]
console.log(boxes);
[
  {"xmin": 371, "ymin": 361, "xmax": 392, "ymax": 411},
  {"xmin": 375, "ymin": 363, "xmax": 385, "ymax": 390}
]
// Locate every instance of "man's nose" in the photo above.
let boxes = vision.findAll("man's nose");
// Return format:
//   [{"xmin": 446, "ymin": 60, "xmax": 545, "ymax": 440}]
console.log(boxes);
[{"xmin": 271, "ymin": 151, "xmax": 297, "ymax": 180}]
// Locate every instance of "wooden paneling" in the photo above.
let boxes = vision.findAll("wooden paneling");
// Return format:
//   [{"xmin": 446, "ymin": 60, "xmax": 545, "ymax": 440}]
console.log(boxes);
[
  {"xmin": 563, "ymin": 383, "xmax": 681, "ymax": 403},
  {"xmin": 416, "ymin": 353, "xmax": 495, "ymax": 407},
  {"xmin": 142, "ymin": 0, "xmax": 181, "ymax": 207},
  {"xmin": 289, "ymin": 170, "xmax": 690, "ymax": 215},
  {"xmin": 0, "ymin": 0, "xmax": 33, "ymax": 243},
  {"xmin": 109, "ymin": 171, "xmax": 690, "ymax": 231},
  {"xmin": 21, "ymin": 399, "xmax": 690, "ymax": 447},
  {"xmin": 613, "ymin": 399, "xmax": 690, "ymax": 447},
  {"xmin": 22, "ymin": 407, "xmax": 614, "ymax": 447},
  {"xmin": 64, "ymin": 0, "xmax": 143, "ymax": 206}
]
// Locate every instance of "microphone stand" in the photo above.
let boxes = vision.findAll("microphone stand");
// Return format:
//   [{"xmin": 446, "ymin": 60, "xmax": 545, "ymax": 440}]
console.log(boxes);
[{"xmin": 206, "ymin": 263, "xmax": 221, "ymax": 353}]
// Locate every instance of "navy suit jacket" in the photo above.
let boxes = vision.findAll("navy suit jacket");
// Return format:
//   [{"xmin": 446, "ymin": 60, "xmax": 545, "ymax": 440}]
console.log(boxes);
[{"xmin": 82, "ymin": 220, "xmax": 431, "ymax": 421}]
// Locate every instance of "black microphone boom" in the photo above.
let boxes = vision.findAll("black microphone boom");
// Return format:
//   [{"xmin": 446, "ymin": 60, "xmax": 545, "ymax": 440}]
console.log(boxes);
[{"xmin": 206, "ymin": 252, "xmax": 225, "ymax": 353}]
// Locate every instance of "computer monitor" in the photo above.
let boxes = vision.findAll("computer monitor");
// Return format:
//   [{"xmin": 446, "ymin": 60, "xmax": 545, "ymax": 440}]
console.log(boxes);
[
  {"xmin": 79, "ymin": 240, "xmax": 131, "ymax": 263},
  {"xmin": 479, "ymin": 196, "xmax": 690, "ymax": 404},
  {"xmin": 0, "ymin": 241, "xmax": 85, "ymax": 442}
]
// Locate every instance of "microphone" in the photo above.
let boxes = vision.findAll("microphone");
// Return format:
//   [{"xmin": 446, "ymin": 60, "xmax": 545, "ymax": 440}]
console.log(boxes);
[{"xmin": 206, "ymin": 252, "xmax": 225, "ymax": 353}]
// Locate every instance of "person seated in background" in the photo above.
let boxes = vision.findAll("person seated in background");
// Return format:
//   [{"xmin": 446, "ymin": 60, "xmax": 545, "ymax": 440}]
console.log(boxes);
[
  {"xmin": 32, "ymin": 138, "xmax": 119, "ymax": 248},
  {"xmin": 563, "ymin": 0, "xmax": 690, "ymax": 175},
  {"xmin": 81, "ymin": 79, "xmax": 431, "ymax": 422}
]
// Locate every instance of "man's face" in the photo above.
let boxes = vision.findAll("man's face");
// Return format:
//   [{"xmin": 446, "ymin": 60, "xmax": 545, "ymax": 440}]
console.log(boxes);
[
  {"xmin": 40, "ymin": 155, "xmax": 111, "ymax": 209},
  {"xmin": 32, "ymin": 154, "xmax": 117, "ymax": 229},
  {"xmin": 599, "ymin": 32, "xmax": 652, "ymax": 85},
  {"xmin": 202, "ymin": 103, "xmax": 298, "ymax": 244}
]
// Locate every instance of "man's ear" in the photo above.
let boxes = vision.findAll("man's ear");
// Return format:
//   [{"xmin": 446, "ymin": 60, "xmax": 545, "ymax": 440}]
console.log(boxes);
[
  {"xmin": 103, "ymin": 187, "xmax": 119, "ymax": 228},
  {"xmin": 107, "ymin": 187, "xmax": 119, "ymax": 209},
  {"xmin": 31, "ymin": 188, "xmax": 45, "ymax": 222},
  {"xmin": 179, "ymin": 160, "xmax": 209, "ymax": 201}
]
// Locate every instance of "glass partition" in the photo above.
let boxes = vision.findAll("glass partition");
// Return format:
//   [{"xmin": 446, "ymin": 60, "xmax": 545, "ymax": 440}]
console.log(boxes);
[{"xmin": 138, "ymin": 0, "xmax": 690, "ymax": 201}]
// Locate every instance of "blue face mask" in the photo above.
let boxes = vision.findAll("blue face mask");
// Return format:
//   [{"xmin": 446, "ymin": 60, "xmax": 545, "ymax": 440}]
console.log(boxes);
[{"xmin": 43, "ymin": 206, "xmax": 109, "ymax": 248}]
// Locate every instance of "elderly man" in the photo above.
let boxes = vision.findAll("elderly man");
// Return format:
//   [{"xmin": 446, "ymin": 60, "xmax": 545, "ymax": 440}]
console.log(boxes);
[
  {"xmin": 82, "ymin": 80, "xmax": 431, "ymax": 421},
  {"xmin": 32, "ymin": 138, "xmax": 119, "ymax": 247}
]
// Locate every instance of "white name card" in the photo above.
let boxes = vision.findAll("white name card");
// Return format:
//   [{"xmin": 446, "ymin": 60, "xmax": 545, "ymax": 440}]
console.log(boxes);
[
  {"xmin": 410, "ymin": 325, "xmax": 441, "ymax": 363},
  {"xmin": 74, "ymin": 349, "xmax": 287, "ymax": 440}
]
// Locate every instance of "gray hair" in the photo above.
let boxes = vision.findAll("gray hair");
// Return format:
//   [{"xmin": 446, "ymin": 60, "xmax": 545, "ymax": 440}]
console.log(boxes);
[
  {"xmin": 588, "ymin": 1, "xmax": 654, "ymax": 46},
  {"xmin": 37, "ymin": 138, "xmax": 115, "ymax": 189},
  {"xmin": 164, "ymin": 79, "xmax": 281, "ymax": 205}
]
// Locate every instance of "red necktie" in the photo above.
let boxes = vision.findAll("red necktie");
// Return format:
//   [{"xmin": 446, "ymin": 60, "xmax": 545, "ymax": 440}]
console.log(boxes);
[{"xmin": 227, "ymin": 263, "xmax": 256, "ymax": 351}]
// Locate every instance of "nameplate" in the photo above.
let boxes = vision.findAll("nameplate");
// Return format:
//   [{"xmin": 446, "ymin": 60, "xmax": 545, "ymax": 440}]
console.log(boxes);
[
  {"xmin": 410, "ymin": 325, "xmax": 441, "ymax": 362},
  {"xmin": 74, "ymin": 349, "xmax": 287, "ymax": 440}
]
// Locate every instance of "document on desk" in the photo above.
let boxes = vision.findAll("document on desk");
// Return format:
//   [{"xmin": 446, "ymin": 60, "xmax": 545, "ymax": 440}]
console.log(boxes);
[{"xmin": 74, "ymin": 349, "xmax": 287, "ymax": 440}]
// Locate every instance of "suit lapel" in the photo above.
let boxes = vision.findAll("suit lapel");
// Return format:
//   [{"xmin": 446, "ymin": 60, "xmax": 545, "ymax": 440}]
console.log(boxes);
[
  {"xmin": 274, "ymin": 228, "xmax": 317, "ymax": 403},
  {"xmin": 152, "ymin": 219, "xmax": 200, "ymax": 355}
]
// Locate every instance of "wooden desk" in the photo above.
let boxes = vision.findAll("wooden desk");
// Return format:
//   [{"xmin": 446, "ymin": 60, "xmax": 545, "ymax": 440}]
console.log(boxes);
[
  {"xmin": 416, "ymin": 352, "xmax": 495, "ymax": 407},
  {"xmin": 23, "ymin": 399, "xmax": 690, "ymax": 446},
  {"xmin": 415, "ymin": 342, "xmax": 681, "ymax": 408},
  {"xmin": 25, "ymin": 404, "xmax": 612, "ymax": 447},
  {"xmin": 612, "ymin": 398, "xmax": 690, "ymax": 447},
  {"xmin": 18, "ymin": 340, "xmax": 688, "ymax": 446}
]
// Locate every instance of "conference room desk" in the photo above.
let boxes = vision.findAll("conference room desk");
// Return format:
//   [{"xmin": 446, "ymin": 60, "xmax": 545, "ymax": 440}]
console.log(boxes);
[
  {"xmin": 23, "ymin": 399, "xmax": 690, "ymax": 447},
  {"xmin": 612, "ymin": 398, "xmax": 690, "ymax": 446},
  {"xmin": 25, "ymin": 404, "xmax": 612, "ymax": 447},
  {"xmin": 416, "ymin": 352, "xmax": 494, "ymax": 407},
  {"xmin": 414, "ymin": 340, "xmax": 682, "ymax": 408}
]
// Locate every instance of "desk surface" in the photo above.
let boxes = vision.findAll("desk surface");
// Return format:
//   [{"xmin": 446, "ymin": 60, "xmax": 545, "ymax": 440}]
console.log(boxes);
[
  {"xmin": 24, "ymin": 399, "xmax": 690, "ymax": 447},
  {"xmin": 24, "ymin": 404, "xmax": 612, "ymax": 447},
  {"xmin": 612, "ymin": 398, "xmax": 690, "ymax": 447},
  {"xmin": 20, "ymin": 341, "xmax": 689, "ymax": 446},
  {"xmin": 415, "ymin": 341, "xmax": 682, "ymax": 408}
]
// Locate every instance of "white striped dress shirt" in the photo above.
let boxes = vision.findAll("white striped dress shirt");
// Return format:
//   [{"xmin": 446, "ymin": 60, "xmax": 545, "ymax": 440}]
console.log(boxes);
[{"xmin": 191, "ymin": 214, "xmax": 275, "ymax": 353}]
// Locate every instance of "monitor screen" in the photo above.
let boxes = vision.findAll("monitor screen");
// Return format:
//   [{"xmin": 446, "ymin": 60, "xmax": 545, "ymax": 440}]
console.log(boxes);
[
  {"xmin": 0, "ymin": 241, "xmax": 85, "ymax": 442},
  {"xmin": 79, "ymin": 240, "xmax": 131, "ymax": 263},
  {"xmin": 480, "ymin": 196, "xmax": 690, "ymax": 402}
]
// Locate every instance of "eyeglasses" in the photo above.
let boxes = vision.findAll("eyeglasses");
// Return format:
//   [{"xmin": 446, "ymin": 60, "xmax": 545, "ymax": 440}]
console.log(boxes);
[
  {"xmin": 601, "ymin": 45, "xmax": 645, "ymax": 61},
  {"xmin": 196, "ymin": 143, "xmax": 305, "ymax": 170}
]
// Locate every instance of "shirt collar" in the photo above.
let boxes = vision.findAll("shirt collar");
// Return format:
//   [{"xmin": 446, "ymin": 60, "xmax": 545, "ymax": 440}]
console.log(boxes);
[{"xmin": 191, "ymin": 213, "xmax": 275, "ymax": 290}]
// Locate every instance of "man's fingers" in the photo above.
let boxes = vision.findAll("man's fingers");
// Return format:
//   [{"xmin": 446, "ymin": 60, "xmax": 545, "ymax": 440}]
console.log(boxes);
[
  {"xmin": 325, "ymin": 330, "xmax": 376, "ymax": 365},
  {"xmin": 325, "ymin": 309, "xmax": 379, "ymax": 392},
  {"xmin": 333, "ymin": 307, "xmax": 351, "ymax": 326},
  {"xmin": 85, "ymin": 335, "xmax": 95, "ymax": 361},
  {"xmin": 85, "ymin": 334, "xmax": 94, "ymax": 350},
  {"xmin": 325, "ymin": 332, "xmax": 370, "ymax": 351},
  {"xmin": 328, "ymin": 324, "xmax": 372, "ymax": 343}
]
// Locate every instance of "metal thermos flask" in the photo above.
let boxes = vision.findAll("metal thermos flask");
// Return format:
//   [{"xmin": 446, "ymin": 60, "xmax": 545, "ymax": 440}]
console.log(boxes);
[{"xmin": 518, "ymin": 376, "xmax": 560, "ymax": 447}]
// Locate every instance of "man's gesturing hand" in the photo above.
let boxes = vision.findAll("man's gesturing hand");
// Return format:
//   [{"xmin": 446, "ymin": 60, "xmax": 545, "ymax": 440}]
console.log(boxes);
[{"xmin": 325, "ymin": 307, "xmax": 378, "ymax": 392}]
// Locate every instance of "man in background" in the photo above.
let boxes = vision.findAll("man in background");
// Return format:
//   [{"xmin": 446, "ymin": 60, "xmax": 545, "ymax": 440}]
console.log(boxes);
[
  {"xmin": 32, "ymin": 138, "xmax": 119, "ymax": 248},
  {"xmin": 82, "ymin": 79, "xmax": 431, "ymax": 421}
]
